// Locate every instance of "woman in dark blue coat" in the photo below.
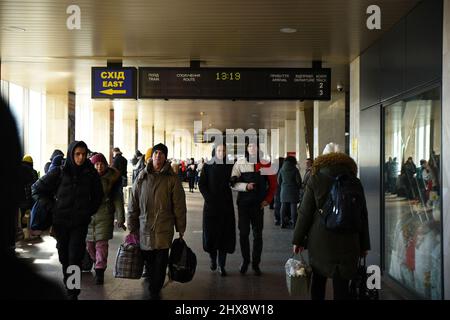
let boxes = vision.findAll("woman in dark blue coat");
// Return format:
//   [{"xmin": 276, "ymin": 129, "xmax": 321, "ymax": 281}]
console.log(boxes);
[
  {"xmin": 199, "ymin": 143, "xmax": 236, "ymax": 276},
  {"xmin": 278, "ymin": 156, "xmax": 302, "ymax": 228}
]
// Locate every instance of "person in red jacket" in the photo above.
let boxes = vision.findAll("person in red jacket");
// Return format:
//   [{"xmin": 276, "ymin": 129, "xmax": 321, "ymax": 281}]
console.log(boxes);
[{"xmin": 230, "ymin": 140, "xmax": 277, "ymax": 276}]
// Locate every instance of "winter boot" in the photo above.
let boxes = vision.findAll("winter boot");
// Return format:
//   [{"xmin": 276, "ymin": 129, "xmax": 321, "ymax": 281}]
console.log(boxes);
[{"xmin": 94, "ymin": 268, "xmax": 105, "ymax": 285}]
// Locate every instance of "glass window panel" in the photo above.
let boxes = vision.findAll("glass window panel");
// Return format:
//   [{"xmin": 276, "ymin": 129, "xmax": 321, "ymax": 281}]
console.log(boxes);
[
  {"xmin": 28, "ymin": 90, "xmax": 43, "ymax": 174},
  {"xmin": 384, "ymin": 87, "xmax": 442, "ymax": 299},
  {"xmin": 9, "ymin": 82, "xmax": 24, "ymax": 146}
]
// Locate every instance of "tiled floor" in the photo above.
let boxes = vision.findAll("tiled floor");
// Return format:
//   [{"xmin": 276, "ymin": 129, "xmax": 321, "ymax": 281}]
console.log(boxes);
[{"xmin": 16, "ymin": 184, "xmax": 407, "ymax": 300}]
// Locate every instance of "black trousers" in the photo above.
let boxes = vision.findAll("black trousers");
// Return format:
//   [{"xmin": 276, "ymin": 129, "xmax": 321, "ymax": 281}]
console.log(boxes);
[
  {"xmin": 274, "ymin": 197, "xmax": 281, "ymax": 223},
  {"xmin": 209, "ymin": 250, "xmax": 227, "ymax": 267},
  {"xmin": 188, "ymin": 177, "xmax": 196, "ymax": 190},
  {"xmin": 238, "ymin": 204, "xmax": 264, "ymax": 266},
  {"xmin": 141, "ymin": 249, "xmax": 170, "ymax": 296},
  {"xmin": 53, "ymin": 224, "xmax": 89, "ymax": 296},
  {"xmin": 310, "ymin": 268, "xmax": 351, "ymax": 300}
]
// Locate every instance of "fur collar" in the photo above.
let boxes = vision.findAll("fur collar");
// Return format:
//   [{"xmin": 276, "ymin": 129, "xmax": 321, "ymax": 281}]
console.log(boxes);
[{"xmin": 312, "ymin": 152, "xmax": 357, "ymax": 176}]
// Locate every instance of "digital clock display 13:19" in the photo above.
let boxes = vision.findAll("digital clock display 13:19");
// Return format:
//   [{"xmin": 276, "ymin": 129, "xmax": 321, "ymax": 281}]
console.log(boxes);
[{"xmin": 216, "ymin": 72, "xmax": 241, "ymax": 81}]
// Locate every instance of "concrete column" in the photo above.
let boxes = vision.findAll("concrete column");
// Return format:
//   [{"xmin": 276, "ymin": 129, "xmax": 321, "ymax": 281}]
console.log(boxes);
[
  {"xmin": 193, "ymin": 141, "xmax": 203, "ymax": 162},
  {"xmin": 270, "ymin": 128, "xmax": 280, "ymax": 160},
  {"xmin": 313, "ymin": 92, "xmax": 346, "ymax": 158},
  {"xmin": 91, "ymin": 101, "xmax": 110, "ymax": 158},
  {"xmin": 278, "ymin": 127, "xmax": 285, "ymax": 158},
  {"xmin": 258, "ymin": 129, "xmax": 270, "ymax": 161},
  {"xmin": 181, "ymin": 133, "xmax": 193, "ymax": 160},
  {"xmin": 313, "ymin": 101, "xmax": 320, "ymax": 158},
  {"xmin": 350, "ymin": 57, "xmax": 361, "ymax": 166},
  {"xmin": 0, "ymin": 79, "xmax": 9, "ymax": 102},
  {"xmin": 180, "ymin": 134, "xmax": 187, "ymax": 161},
  {"xmin": 204, "ymin": 144, "xmax": 211, "ymax": 162},
  {"xmin": 153, "ymin": 129, "xmax": 165, "ymax": 145},
  {"xmin": 173, "ymin": 133, "xmax": 182, "ymax": 160},
  {"xmin": 166, "ymin": 131, "xmax": 174, "ymax": 159},
  {"xmin": 296, "ymin": 105, "xmax": 308, "ymax": 176},
  {"xmin": 284, "ymin": 120, "xmax": 296, "ymax": 157},
  {"xmin": 75, "ymin": 94, "xmax": 93, "ymax": 146},
  {"xmin": 43, "ymin": 94, "xmax": 68, "ymax": 165},
  {"xmin": 114, "ymin": 101, "xmax": 137, "ymax": 162},
  {"xmin": 138, "ymin": 105, "xmax": 153, "ymax": 154},
  {"xmin": 442, "ymin": 0, "xmax": 450, "ymax": 300}
]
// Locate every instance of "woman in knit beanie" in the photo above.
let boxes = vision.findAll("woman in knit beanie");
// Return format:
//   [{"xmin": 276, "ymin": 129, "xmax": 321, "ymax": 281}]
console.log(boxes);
[{"xmin": 86, "ymin": 153, "xmax": 123, "ymax": 285}]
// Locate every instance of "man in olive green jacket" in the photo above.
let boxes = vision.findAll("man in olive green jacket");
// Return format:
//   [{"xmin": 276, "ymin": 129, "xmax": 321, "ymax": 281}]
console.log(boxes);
[
  {"xmin": 292, "ymin": 145, "xmax": 370, "ymax": 300},
  {"xmin": 127, "ymin": 143, "xmax": 187, "ymax": 300}
]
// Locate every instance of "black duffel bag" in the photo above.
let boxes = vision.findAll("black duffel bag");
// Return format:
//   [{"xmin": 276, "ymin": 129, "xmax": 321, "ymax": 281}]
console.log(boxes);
[{"xmin": 168, "ymin": 238, "xmax": 196, "ymax": 283}]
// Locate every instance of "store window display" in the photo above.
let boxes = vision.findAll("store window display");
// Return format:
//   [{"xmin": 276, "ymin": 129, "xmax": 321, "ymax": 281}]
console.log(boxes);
[{"xmin": 384, "ymin": 87, "xmax": 442, "ymax": 299}]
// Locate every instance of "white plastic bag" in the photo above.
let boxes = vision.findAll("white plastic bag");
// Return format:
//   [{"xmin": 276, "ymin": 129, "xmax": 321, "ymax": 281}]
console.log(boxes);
[{"xmin": 285, "ymin": 253, "xmax": 312, "ymax": 297}]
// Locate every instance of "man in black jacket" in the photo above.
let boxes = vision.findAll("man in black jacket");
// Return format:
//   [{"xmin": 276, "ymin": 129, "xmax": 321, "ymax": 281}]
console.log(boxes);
[
  {"xmin": 112, "ymin": 147, "xmax": 128, "ymax": 187},
  {"xmin": 112, "ymin": 147, "xmax": 127, "ymax": 231},
  {"xmin": 32, "ymin": 140, "xmax": 103, "ymax": 300}
]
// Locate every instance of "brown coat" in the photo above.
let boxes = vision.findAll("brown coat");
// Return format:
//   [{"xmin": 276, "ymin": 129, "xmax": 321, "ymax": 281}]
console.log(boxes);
[
  {"xmin": 292, "ymin": 152, "xmax": 371, "ymax": 280},
  {"xmin": 127, "ymin": 161, "xmax": 187, "ymax": 250}
]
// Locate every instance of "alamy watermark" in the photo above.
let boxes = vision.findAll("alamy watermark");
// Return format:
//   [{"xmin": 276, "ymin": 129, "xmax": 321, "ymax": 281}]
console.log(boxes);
[
  {"xmin": 63, "ymin": 263, "xmax": 381, "ymax": 293},
  {"xmin": 66, "ymin": 4, "xmax": 381, "ymax": 31},
  {"xmin": 367, "ymin": 265, "xmax": 381, "ymax": 290},
  {"xmin": 66, "ymin": 265, "xmax": 81, "ymax": 290},
  {"xmin": 191, "ymin": 120, "xmax": 279, "ymax": 175},
  {"xmin": 66, "ymin": 5, "xmax": 81, "ymax": 30},
  {"xmin": 367, "ymin": 5, "xmax": 381, "ymax": 30}
]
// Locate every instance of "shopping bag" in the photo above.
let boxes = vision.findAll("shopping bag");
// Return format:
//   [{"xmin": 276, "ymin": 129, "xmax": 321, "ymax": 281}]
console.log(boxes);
[
  {"xmin": 113, "ymin": 235, "xmax": 143, "ymax": 279},
  {"xmin": 124, "ymin": 232, "xmax": 139, "ymax": 245},
  {"xmin": 285, "ymin": 252, "xmax": 312, "ymax": 297}
]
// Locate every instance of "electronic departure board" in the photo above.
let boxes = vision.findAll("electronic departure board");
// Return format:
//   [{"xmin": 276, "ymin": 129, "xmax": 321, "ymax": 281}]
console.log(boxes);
[{"xmin": 139, "ymin": 68, "xmax": 331, "ymax": 100}]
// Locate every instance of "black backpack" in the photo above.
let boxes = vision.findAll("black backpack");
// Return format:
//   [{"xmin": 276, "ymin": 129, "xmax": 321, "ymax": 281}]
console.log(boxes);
[
  {"xmin": 168, "ymin": 238, "xmax": 197, "ymax": 283},
  {"xmin": 319, "ymin": 173, "xmax": 364, "ymax": 233}
]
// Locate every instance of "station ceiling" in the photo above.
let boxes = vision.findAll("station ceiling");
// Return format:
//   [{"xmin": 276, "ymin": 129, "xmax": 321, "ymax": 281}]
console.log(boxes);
[{"xmin": 0, "ymin": 0, "xmax": 420, "ymax": 131}]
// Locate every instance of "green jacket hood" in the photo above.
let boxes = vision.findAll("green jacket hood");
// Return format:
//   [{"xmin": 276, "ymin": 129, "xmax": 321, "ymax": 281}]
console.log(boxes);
[{"xmin": 312, "ymin": 152, "xmax": 357, "ymax": 176}]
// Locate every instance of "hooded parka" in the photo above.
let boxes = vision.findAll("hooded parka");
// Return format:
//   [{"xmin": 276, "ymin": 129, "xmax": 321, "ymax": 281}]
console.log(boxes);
[
  {"xmin": 127, "ymin": 161, "xmax": 187, "ymax": 250},
  {"xmin": 277, "ymin": 160, "xmax": 302, "ymax": 203},
  {"xmin": 87, "ymin": 167, "xmax": 122, "ymax": 241},
  {"xmin": 292, "ymin": 152, "xmax": 371, "ymax": 280},
  {"xmin": 32, "ymin": 141, "xmax": 103, "ymax": 228}
]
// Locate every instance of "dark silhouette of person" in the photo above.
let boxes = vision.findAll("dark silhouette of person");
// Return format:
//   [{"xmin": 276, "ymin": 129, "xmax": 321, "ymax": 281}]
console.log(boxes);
[{"xmin": 0, "ymin": 97, "xmax": 66, "ymax": 300}]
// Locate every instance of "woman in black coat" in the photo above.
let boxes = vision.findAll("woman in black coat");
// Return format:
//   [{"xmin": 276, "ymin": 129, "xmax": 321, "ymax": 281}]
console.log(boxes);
[{"xmin": 199, "ymin": 143, "xmax": 236, "ymax": 276}]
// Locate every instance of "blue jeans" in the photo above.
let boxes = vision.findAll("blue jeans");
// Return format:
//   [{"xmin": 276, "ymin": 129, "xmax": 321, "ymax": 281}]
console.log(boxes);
[{"xmin": 281, "ymin": 202, "xmax": 298, "ymax": 226}]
